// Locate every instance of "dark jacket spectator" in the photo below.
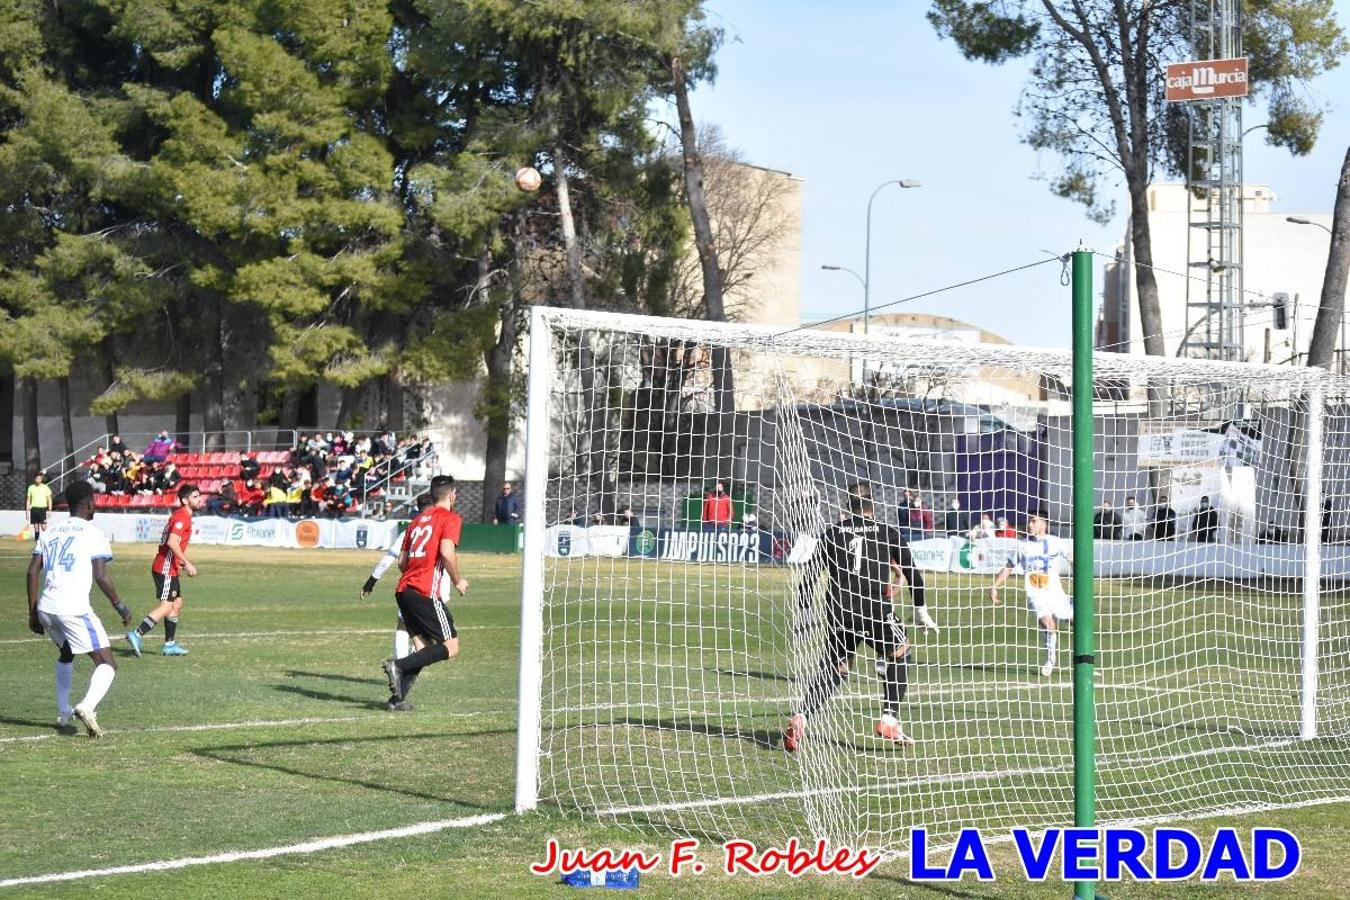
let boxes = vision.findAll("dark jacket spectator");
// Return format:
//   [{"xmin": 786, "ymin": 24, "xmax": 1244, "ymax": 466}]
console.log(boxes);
[
  {"xmin": 109, "ymin": 435, "xmax": 127, "ymax": 456},
  {"xmin": 1152, "ymin": 497, "xmax": 1177, "ymax": 540},
  {"xmin": 1093, "ymin": 502, "xmax": 1122, "ymax": 540},
  {"xmin": 908, "ymin": 498, "xmax": 935, "ymax": 537},
  {"xmin": 494, "ymin": 482, "xmax": 522, "ymax": 525},
  {"xmin": 239, "ymin": 453, "xmax": 261, "ymax": 481},
  {"xmin": 207, "ymin": 480, "xmax": 237, "ymax": 517},
  {"xmin": 943, "ymin": 499, "xmax": 965, "ymax": 536},
  {"xmin": 1191, "ymin": 497, "xmax": 1219, "ymax": 543}
]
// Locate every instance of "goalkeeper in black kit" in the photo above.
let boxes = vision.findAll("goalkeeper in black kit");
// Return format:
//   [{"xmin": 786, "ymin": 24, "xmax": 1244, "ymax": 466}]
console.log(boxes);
[{"xmin": 785, "ymin": 492, "xmax": 925, "ymax": 749}]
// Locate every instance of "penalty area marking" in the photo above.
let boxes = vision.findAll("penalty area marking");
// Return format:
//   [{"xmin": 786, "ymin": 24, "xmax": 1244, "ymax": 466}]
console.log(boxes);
[{"xmin": 0, "ymin": 812, "xmax": 508, "ymax": 889}]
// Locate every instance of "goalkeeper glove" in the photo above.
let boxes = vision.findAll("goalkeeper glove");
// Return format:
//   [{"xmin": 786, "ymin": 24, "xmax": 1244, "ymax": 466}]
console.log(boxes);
[
  {"xmin": 112, "ymin": 599, "xmax": 132, "ymax": 626},
  {"xmin": 916, "ymin": 607, "xmax": 939, "ymax": 635},
  {"xmin": 361, "ymin": 576, "xmax": 379, "ymax": 597}
]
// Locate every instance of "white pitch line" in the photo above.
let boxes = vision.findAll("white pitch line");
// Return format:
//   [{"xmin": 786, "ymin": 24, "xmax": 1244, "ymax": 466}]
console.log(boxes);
[
  {"xmin": 0, "ymin": 710, "xmax": 495, "ymax": 745},
  {"xmin": 0, "ymin": 625, "xmax": 515, "ymax": 646},
  {"xmin": 0, "ymin": 812, "xmax": 508, "ymax": 889}
]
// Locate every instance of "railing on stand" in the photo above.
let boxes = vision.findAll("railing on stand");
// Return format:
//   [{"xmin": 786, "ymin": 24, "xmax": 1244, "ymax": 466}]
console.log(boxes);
[{"xmin": 357, "ymin": 448, "xmax": 438, "ymax": 519}]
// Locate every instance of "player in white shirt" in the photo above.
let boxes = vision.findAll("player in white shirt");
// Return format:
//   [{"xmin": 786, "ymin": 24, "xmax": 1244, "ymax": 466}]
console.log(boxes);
[
  {"xmin": 360, "ymin": 493, "xmax": 436, "ymax": 710},
  {"xmin": 988, "ymin": 512, "xmax": 1074, "ymax": 677},
  {"xmin": 26, "ymin": 481, "xmax": 132, "ymax": 738}
]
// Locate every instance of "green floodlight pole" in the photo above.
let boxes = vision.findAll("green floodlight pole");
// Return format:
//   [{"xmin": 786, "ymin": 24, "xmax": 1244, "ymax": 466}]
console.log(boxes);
[{"xmin": 1071, "ymin": 249, "xmax": 1098, "ymax": 900}]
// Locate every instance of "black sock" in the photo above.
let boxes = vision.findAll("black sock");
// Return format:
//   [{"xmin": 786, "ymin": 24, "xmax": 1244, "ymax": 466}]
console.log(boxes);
[
  {"xmin": 164, "ymin": 617, "xmax": 178, "ymax": 643},
  {"xmin": 395, "ymin": 642, "xmax": 449, "ymax": 674},
  {"xmin": 399, "ymin": 667, "xmax": 421, "ymax": 700},
  {"xmin": 136, "ymin": 616, "xmax": 158, "ymax": 636},
  {"xmin": 882, "ymin": 654, "xmax": 909, "ymax": 718},
  {"xmin": 798, "ymin": 655, "xmax": 847, "ymax": 720}
]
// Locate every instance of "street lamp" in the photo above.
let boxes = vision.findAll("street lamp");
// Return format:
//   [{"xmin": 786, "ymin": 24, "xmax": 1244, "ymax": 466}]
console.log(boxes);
[
  {"xmin": 1286, "ymin": 215, "xmax": 1333, "ymax": 235},
  {"xmin": 820, "ymin": 263, "xmax": 866, "ymax": 293},
  {"xmin": 863, "ymin": 179, "xmax": 922, "ymax": 334}
]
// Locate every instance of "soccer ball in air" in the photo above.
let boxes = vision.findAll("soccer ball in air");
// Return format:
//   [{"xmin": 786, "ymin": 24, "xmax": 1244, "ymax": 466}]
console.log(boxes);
[{"xmin": 514, "ymin": 166, "xmax": 542, "ymax": 192}]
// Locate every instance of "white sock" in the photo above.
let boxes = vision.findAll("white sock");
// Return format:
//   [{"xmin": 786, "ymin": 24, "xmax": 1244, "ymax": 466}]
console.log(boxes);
[
  {"xmin": 1043, "ymin": 629, "xmax": 1058, "ymax": 664},
  {"xmin": 394, "ymin": 629, "xmax": 410, "ymax": 659},
  {"xmin": 79, "ymin": 664, "xmax": 116, "ymax": 712},
  {"xmin": 56, "ymin": 660, "xmax": 74, "ymax": 716}
]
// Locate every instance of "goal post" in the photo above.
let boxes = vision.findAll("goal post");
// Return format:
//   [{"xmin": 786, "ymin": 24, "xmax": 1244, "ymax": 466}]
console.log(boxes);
[
  {"xmin": 514, "ymin": 305, "xmax": 553, "ymax": 814},
  {"xmin": 514, "ymin": 300, "xmax": 1350, "ymax": 854}
]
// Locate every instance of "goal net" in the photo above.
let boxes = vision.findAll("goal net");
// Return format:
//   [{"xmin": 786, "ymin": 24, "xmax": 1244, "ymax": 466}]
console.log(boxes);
[{"xmin": 515, "ymin": 305, "xmax": 1350, "ymax": 856}]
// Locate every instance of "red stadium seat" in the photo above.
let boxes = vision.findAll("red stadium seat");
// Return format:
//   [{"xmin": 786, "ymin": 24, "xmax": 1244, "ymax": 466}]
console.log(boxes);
[
  {"xmin": 153, "ymin": 495, "xmax": 175, "ymax": 508},
  {"xmin": 131, "ymin": 495, "xmax": 154, "ymax": 508}
]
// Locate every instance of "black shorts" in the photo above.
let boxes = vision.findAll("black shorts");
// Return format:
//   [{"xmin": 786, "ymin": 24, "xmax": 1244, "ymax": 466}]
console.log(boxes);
[
  {"xmin": 827, "ymin": 599, "xmax": 907, "ymax": 662},
  {"xmin": 152, "ymin": 573, "xmax": 182, "ymax": 603},
  {"xmin": 395, "ymin": 589, "xmax": 457, "ymax": 643},
  {"xmin": 29, "ymin": 508, "xmax": 47, "ymax": 525}
]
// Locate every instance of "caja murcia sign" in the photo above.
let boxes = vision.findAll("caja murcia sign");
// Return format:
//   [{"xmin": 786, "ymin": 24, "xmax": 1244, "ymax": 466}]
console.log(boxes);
[{"xmin": 1165, "ymin": 57, "xmax": 1249, "ymax": 102}]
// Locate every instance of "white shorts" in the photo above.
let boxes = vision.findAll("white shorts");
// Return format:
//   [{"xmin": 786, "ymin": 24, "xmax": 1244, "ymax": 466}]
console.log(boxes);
[
  {"xmin": 37, "ymin": 610, "xmax": 110, "ymax": 655},
  {"xmin": 1028, "ymin": 592, "xmax": 1073, "ymax": 621}
]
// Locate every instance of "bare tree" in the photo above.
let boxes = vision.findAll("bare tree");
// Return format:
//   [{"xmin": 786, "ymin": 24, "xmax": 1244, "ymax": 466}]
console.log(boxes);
[{"xmin": 668, "ymin": 125, "xmax": 795, "ymax": 321}]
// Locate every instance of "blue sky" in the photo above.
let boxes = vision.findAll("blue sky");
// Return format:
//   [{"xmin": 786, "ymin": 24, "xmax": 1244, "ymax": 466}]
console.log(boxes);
[{"xmin": 688, "ymin": 1, "xmax": 1350, "ymax": 349}]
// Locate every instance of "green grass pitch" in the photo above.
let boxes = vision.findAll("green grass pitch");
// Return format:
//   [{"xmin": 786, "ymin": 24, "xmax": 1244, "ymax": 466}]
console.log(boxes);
[{"xmin": 1, "ymin": 544, "xmax": 1347, "ymax": 898}]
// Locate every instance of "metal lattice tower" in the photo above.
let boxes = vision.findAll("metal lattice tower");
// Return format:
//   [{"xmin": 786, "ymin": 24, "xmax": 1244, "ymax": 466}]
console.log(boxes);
[{"xmin": 1182, "ymin": 0, "xmax": 1245, "ymax": 361}]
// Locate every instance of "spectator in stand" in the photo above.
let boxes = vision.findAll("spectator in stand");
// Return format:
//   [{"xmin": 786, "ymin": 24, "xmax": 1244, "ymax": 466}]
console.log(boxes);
[
  {"xmin": 326, "ymin": 481, "xmax": 352, "ymax": 517},
  {"xmin": 330, "ymin": 431, "xmax": 347, "ymax": 456},
  {"xmin": 264, "ymin": 482, "xmax": 289, "ymax": 518},
  {"xmin": 237, "ymin": 477, "xmax": 265, "ymax": 516},
  {"xmin": 702, "ymin": 481, "xmax": 734, "ymax": 531},
  {"xmin": 206, "ymin": 481, "xmax": 236, "ymax": 517},
  {"xmin": 83, "ymin": 447, "xmax": 110, "ymax": 493},
  {"xmin": 1093, "ymin": 500, "xmax": 1122, "ymax": 540},
  {"xmin": 897, "ymin": 489, "xmax": 915, "ymax": 518},
  {"xmin": 109, "ymin": 434, "xmax": 127, "ymax": 456},
  {"xmin": 907, "ymin": 494, "xmax": 935, "ymax": 538},
  {"xmin": 1152, "ymin": 494, "xmax": 1178, "ymax": 540},
  {"xmin": 155, "ymin": 462, "xmax": 182, "ymax": 494},
  {"xmin": 239, "ymin": 452, "xmax": 261, "ymax": 481},
  {"xmin": 268, "ymin": 463, "xmax": 291, "ymax": 491},
  {"xmin": 943, "ymin": 497, "xmax": 965, "ymax": 536},
  {"xmin": 142, "ymin": 430, "xmax": 179, "ymax": 464},
  {"xmin": 1191, "ymin": 496, "xmax": 1218, "ymax": 543},
  {"xmin": 102, "ymin": 452, "xmax": 127, "ymax": 495},
  {"xmin": 287, "ymin": 476, "xmax": 308, "ymax": 516},
  {"xmin": 620, "ymin": 505, "xmax": 642, "ymax": 534},
  {"xmin": 26, "ymin": 471, "xmax": 52, "ymax": 536},
  {"xmin": 494, "ymin": 482, "xmax": 522, "ymax": 525},
  {"xmin": 1121, "ymin": 496, "xmax": 1147, "ymax": 541},
  {"xmin": 994, "ymin": 516, "xmax": 1017, "ymax": 538},
  {"xmin": 970, "ymin": 513, "xmax": 996, "ymax": 540}
]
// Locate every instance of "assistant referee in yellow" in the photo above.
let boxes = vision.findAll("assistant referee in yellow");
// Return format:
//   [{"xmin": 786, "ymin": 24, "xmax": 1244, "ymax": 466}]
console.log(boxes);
[{"xmin": 26, "ymin": 470, "xmax": 53, "ymax": 536}]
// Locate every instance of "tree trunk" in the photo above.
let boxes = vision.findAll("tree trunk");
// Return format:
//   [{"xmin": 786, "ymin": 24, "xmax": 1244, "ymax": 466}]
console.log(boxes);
[
  {"xmin": 482, "ymin": 298, "xmax": 519, "ymax": 523},
  {"xmin": 201, "ymin": 296, "xmax": 226, "ymax": 449},
  {"xmin": 1126, "ymin": 174, "xmax": 1167, "ymax": 358},
  {"xmin": 0, "ymin": 369, "xmax": 14, "ymax": 470},
  {"xmin": 553, "ymin": 142, "xmax": 586, "ymax": 311},
  {"xmin": 1307, "ymin": 146, "xmax": 1350, "ymax": 370},
  {"xmin": 277, "ymin": 388, "xmax": 301, "ymax": 447},
  {"xmin": 57, "ymin": 376, "xmax": 74, "ymax": 459},
  {"xmin": 384, "ymin": 371, "xmax": 405, "ymax": 432},
  {"xmin": 336, "ymin": 384, "xmax": 364, "ymax": 430},
  {"xmin": 670, "ymin": 53, "xmax": 734, "ymax": 480},
  {"xmin": 21, "ymin": 376, "xmax": 40, "ymax": 479},
  {"xmin": 175, "ymin": 392, "xmax": 192, "ymax": 451},
  {"xmin": 100, "ymin": 338, "xmax": 120, "ymax": 438},
  {"xmin": 670, "ymin": 54, "xmax": 724, "ymax": 321}
]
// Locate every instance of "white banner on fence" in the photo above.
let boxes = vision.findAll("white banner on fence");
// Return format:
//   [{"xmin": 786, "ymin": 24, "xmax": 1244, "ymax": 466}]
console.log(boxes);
[{"xmin": 0, "ymin": 511, "xmax": 400, "ymax": 550}]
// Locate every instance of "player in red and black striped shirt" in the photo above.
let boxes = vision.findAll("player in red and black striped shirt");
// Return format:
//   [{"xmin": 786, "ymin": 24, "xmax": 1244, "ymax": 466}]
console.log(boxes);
[
  {"xmin": 127, "ymin": 483, "xmax": 203, "ymax": 657},
  {"xmin": 381, "ymin": 475, "xmax": 466, "ymax": 705}
]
